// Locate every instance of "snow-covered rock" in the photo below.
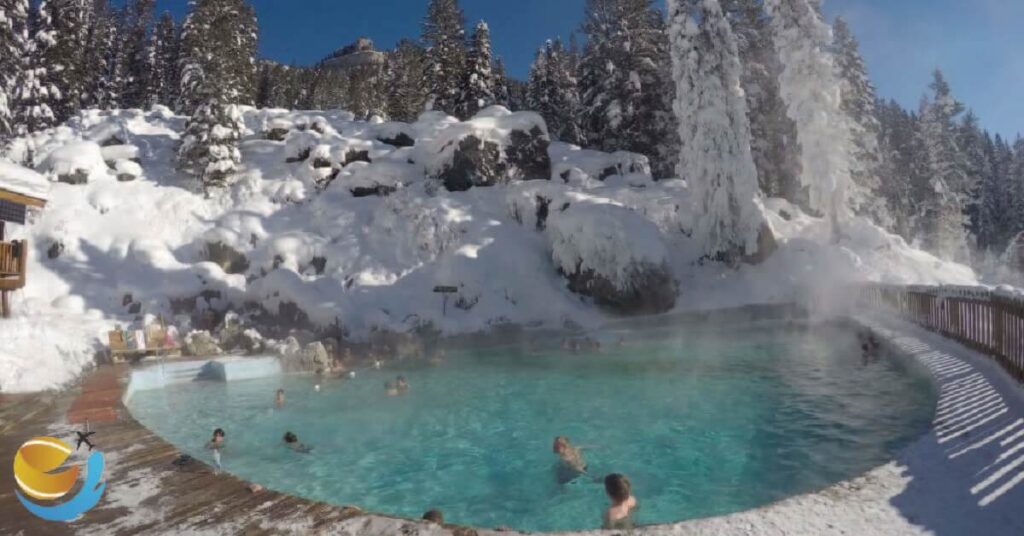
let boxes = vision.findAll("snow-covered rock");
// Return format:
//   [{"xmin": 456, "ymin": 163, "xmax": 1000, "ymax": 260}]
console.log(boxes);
[
  {"xmin": 422, "ymin": 106, "xmax": 552, "ymax": 191},
  {"xmin": 547, "ymin": 202, "xmax": 677, "ymax": 313},
  {"xmin": 39, "ymin": 141, "xmax": 110, "ymax": 184},
  {"xmin": 184, "ymin": 330, "xmax": 223, "ymax": 356},
  {"xmin": 100, "ymin": 144, "xmax": 141, "ymax": 164}
]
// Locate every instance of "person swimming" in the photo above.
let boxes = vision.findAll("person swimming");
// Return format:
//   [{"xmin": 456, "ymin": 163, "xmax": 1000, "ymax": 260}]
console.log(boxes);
[
  {"xmin": 602, "ymin": 473, "xmax": 638, "ymax": 530},
  {"xmin": 422, "ymin": 509, "xmax": 444, "ymax": 524},
  {"xmin": 396, "ymin": 375, "xmax": 409, "ymax": 393},
  {"xmin": 205, "ymin": 428, "xmax": 225, "ymax": 473},
  {"xmin": 385, "ymin": 381, "xmax": 400, "ymax": 397},
  {"xmin": 553, "ymin": 436, "xmax": 588, "ymax": 483},
  {"xmin": 282, "ymin": 431, "xmax": 312, "ymax": 453},
  {"xmin": 275, "ymin": 388, "xmax": 285, "ymax": 408}
]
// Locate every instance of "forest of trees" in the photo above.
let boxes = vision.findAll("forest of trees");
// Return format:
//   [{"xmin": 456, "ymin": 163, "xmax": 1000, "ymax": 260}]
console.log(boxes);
[{"xmin": 0, "ymin": 0, "xmax": 1022, "ymax": 267}]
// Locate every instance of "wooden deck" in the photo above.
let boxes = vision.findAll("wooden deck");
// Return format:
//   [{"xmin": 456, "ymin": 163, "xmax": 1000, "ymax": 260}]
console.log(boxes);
[{"xmin": 0, "ymin": 366, "xmax": 482, "ymax": 535}]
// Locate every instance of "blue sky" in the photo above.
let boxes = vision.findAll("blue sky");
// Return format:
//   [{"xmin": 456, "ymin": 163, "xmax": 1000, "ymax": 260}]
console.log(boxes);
[{"xmin": 149, "ymin": 0, "xmax": 1022, "ymax": 138}]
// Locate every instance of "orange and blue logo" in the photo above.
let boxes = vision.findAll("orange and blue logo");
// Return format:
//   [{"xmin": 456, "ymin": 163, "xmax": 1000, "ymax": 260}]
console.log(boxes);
[{"xmin": 13, "ymin": 436, "xmax": 106, "ymax": 522}]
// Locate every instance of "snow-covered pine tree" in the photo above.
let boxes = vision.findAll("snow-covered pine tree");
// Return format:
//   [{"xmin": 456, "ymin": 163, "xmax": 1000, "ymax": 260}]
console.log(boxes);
[
  {"xmin": 80, "ymin": 0, "xmax": 116, "ymax": 109},
  {"xmin": 177, "ymin": 0, "xmax": 257, "ymax": 190},
  {"xmin": 832, "ymin": 16, "xmax": 887, "ymax": 227},
  {"xmin": 422, "ymin": 0, "xmax": 466, "ymax": 117},
  {"xmin": 14, "ymin": 3, "xmax": 57, "ymax": 136},
  {"xmin": 764, "ymin": 0, "xmax": 854, "ymax": 241},
  {"xmin": 460, "ymin": 20, "xmax": 496, "ymax": 118},
  {"xmin": 959, "ymin": 112, "xmax": 992, "ymax": 249},
  {"xmin": 492, "ymin": 57, "xmax": 511, "ymax": 108},
  {"xmin": 34, "ymin": 0, "xmax": 92, "ymax": 124},
  {"xmin": 527, "ymin": 39, "xmax": 584, "ymax": 145},
  {"xmin": 579, "ymin": 0, "xmax": 677, "ymax": 177},
  {"xmin": 1010, "ymin": 137, "xmax": 1024, "ymax": 247},
  {"xmin": 876, "ymin": 99, "xmax": 924, "ymax": 240},
  {"xmin": 916, "ymin": 70, "xmax": 971, "ymax": 262},
  {"xmin": 977, "ymin": 134, "xmax": 1014, "ymax": 251},
  {"xmin": 668, "ymin": 0, "xmax": 765, "ymax": 261},
  {"xmin": 149, "ymin": 11, "xmax": 179, "ymax": 108},
  {"xmin": 0, "ymin": 0, "xmax": 30, "ymax": 140},
  {"xmin": 384, "ymin": 38, "xmax": 428, "ymax": 122},
  {"xmin": 121, "ymin": 0, "xmax": 155, "ymax": 109},
  {"xmin": 721, "ymin": 0, "xmax": 801, "ymax": 203}
]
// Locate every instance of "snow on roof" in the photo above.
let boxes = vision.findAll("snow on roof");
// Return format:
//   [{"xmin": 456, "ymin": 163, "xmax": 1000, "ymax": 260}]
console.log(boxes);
[{"xmin": 0, "ymin": 160, "xmax": 50, "ymax": 203}]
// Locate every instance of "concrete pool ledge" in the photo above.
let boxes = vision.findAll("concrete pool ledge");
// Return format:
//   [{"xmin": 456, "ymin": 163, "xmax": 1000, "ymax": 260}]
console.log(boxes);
[{"xmin": 2, "ymin": 317, "xmax": 1022, "ymax": 535}]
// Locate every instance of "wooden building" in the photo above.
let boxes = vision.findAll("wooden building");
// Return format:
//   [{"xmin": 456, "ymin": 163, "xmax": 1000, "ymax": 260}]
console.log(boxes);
[{"xmin": 0, "ymin": 162, "xmax": 49, "ymax": 318}]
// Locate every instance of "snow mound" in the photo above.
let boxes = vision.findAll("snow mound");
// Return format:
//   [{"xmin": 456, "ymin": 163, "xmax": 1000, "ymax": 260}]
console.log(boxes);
[{"xmin": 39, "ymin": 141, "xmax": 111, "ymax": 184}]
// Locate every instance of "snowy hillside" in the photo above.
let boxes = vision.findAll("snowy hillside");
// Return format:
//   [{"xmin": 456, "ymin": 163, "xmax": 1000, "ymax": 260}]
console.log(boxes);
[{"xmin": 0, "ymin": 106, "xmax": 975, "ymax": 392}]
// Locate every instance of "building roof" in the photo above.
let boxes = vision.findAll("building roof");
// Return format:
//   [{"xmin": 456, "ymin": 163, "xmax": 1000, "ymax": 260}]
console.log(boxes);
[{"xmin": 0, "ymin": 161, "xmax": 49, "ymax": 207}]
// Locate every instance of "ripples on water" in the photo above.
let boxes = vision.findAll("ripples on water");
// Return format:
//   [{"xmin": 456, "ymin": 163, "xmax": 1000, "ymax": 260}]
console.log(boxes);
[{"xmin": 129, "ymin": 321, "xmax": 936, "ymax": 531}]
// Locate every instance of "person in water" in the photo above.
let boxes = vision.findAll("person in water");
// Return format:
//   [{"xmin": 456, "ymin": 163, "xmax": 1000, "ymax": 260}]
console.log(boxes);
[
  {"xmin": 205, "ymin": 428, "xmax": 226, "ymax": 473},
  {"xmin": 422, "ymin": 509, "xmax": 444, "ymax": 524},
  {"xmin": 396, "ymin": 375, "xmax": 409, "ymax": 393},
  {"xmin": 602, "ymin": 473, "xmax": 638, "ymax": 530},
  {"xmin": 385, "ymin": 381, "xmax": 400, "ymax": 397},
  {"xmin": 275, "ymin": 388, "xmax": 285, "ymax": 408},
  {"xmin": 553, "ymin": 436, "xmax": 588, "ymax": 483},
  {"xmin": 282, "ymin": 431, "xmax": 312, "ymax": 453}
]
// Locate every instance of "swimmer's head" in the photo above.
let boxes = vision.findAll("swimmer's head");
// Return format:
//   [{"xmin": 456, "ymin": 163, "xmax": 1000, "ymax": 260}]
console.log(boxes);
[
  {"xmin": 553, "ymin": 436, "xmax": 569, "ymax": 453},
  {"xmin": 213, "ymin": 428, "xmax": 225, "ymax": 439},
  {"xmin": 283, "ymin": 431, "xmax": 298, "ymax": 444},
  {"xmin": 604, "ymin": 473, "xmax": 632, "ymax": 504},
  {"xmin": 422, "ymin": 509, "xmax": 444, "ymax": 524}
]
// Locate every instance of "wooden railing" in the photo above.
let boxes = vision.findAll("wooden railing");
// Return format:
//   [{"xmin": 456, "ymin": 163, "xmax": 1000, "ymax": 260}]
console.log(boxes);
[
  {"xmin": 0, "ymin": 240, "xmax": 27, "ymax": 284},
  {"xmin": 859, "ymin": 284, "xmax": 1024, "ymax": 382}
]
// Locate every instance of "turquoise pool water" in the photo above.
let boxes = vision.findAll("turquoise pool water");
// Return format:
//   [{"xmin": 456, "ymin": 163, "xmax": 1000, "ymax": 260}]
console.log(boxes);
[{"xmin": 127, "ymin": 321, "xmax": 937, "ymax": 532}]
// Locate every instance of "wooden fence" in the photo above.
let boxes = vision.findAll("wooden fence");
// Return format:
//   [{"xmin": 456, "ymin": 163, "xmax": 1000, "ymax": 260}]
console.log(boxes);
[{"xmin": 859, "ymin": 284, "xmax": 1024, "ymax": 383}]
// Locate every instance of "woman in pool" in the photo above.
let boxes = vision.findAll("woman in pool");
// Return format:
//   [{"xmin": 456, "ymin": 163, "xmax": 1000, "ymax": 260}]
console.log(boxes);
[
  {"xmin": 396, "ymin": 375, "xmax": 409, "ymax": 393},
  {"xmin": 205, "ymin": 428, "xmax": 225, "ymax": 473},
  {"xmin": 552, "ymin": 436, "xmax": 587, "ymax": 482},
  {"xmin": 275, "ymin": 388, "xmax": 285, "ymax": 408},
  {"xmin": 283, "ymin": 431, "xmax": 312, "ymax": 453},
  {"xmin": 602, "ymin": 473, "xmax": 638, "ymax": 530}
]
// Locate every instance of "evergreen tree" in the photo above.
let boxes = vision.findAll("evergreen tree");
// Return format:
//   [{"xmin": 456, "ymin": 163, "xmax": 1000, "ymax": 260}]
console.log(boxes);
[
  {"xmin": 528, "ymin": 39, "xmax": 584, "ymax": 145},
  {"xmin": 721, "ymin": 0, "xmax": 801, "ymax": 202},
  {"xmin": 668, "ymin": 0, "xmax": 764, "ymax": 260},
  {"xmin": 149, "ymin": 11, "xmax": 179, "ymax": 108},
  {"xmin": 832, "ymin": 16, "xmax": 887, "ymax": 226},
  {"xmin": 579, "ymin": 0, "xmax": 677, "ymax": 177},
  {"xmin": 14, "ymin": 3, "xmax": 57, "ymax": 135},
  {"xmin": 916, "ymin": 70, "xmax": 971, "ymax": 262},
  {"xmin": 384, "ymin": 39, "xmax": 428, "ymax": 122},
  {"xmin": 492, "ymin": 57, "xmax": 510, "ymax": 107},
  {"xmin": 958, "ymin": 112, "xmax": 992, "ymax": 248},
  {"xmin": 981, "ymin": 134, "xmax": 1016, "ymax": 251},
  {"xmin": 0, "ymin": 0, "xmax": 30, "ymax": 140},
  {"xmin": 876, "ymin": 99, "xmax": 925, "ymax": 240},
  {"xmin": 80, "ymin": 0, "xmax": 119, "ymax": 110},
  {"xmin": 460, "ymin": 20, "xmax": 496, "ymax": 118},
  {"xmin": 422, "ymin": 0, "xmax": 466, "ymax": 117},
  {"xmin": 34, "ymin": 0, "xmax": 92, "ymax": 123},
  {"xmin": 764, "ymin": 0, "xmax": 854, "ymax": 241},
  {"xmin": 121, "ymin": 0, "xmax": 155, "ymax": 109},
  {"xmin": 177, "ymin": 0, "xmax": 257, "ymax": 190}
]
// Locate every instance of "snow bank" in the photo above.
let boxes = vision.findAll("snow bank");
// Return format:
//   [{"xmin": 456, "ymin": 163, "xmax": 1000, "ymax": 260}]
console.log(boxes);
[
  {"xmin": 39, "ymin": 141, "xmax": 111, "ymax": 183},
  {"xmin": 0, "ymin": 107, "xmax": 982, "ymax": 392}
]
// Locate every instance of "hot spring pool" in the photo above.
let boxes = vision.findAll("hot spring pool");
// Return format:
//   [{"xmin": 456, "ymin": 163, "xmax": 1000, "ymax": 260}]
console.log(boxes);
[{"xmin": 127, "ymin": 321, "xmax": 937, "ymax": 532}]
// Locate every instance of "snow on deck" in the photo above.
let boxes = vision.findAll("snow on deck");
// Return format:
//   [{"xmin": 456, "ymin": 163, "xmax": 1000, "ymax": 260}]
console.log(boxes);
[{"xmin": 0, "ymin": 160, "xmax": 49, "ymax": 202}]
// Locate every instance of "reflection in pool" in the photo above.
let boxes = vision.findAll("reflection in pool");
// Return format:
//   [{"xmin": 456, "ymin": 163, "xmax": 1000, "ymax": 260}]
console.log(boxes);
[{"xmin": 128, "ymin": 321, "xmax": 936, "ymax": 532}]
